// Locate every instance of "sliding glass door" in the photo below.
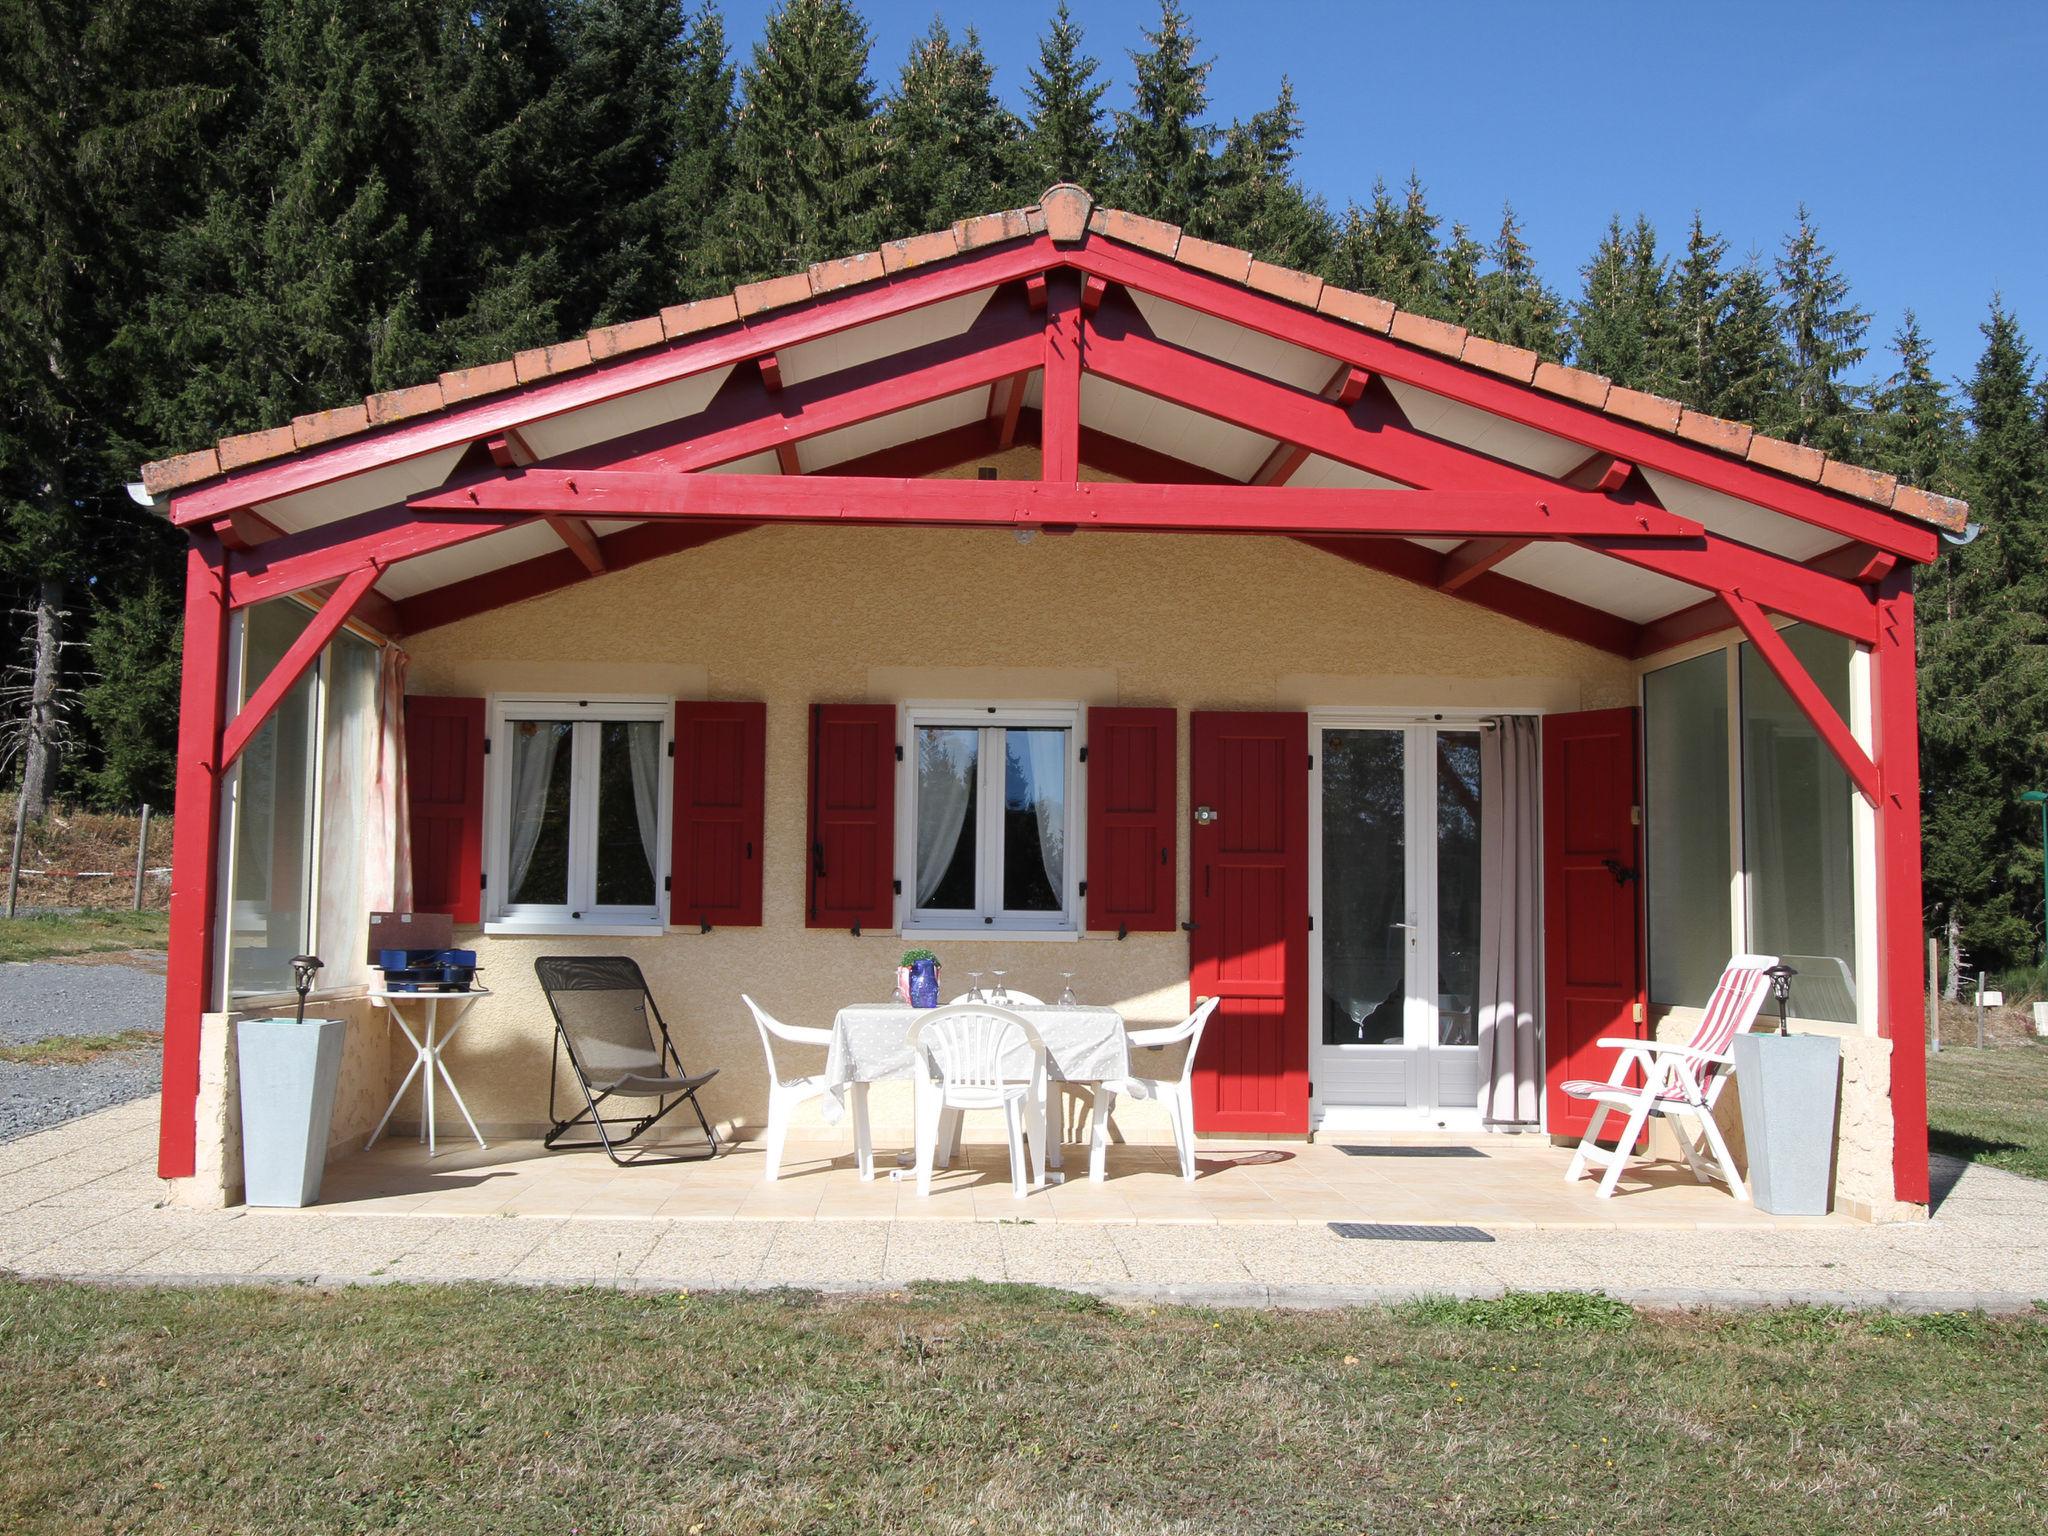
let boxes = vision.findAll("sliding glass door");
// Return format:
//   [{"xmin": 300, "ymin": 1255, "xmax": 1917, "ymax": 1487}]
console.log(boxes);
[{"xmin": 1312, "ymin": 720, "xmax": 1484, "ymax": 1120}]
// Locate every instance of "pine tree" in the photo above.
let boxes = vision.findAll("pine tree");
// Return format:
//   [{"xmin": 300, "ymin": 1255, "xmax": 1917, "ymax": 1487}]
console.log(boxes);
[
  {"xmin": 1473, "ymin": 204, "xmax": 1565, "ymax": 358},
  {"xmin": 1109, "ymin": 1, "xmax": 1216, "ymax": 227},
  {"xmin": 882, "ymin": 21, "xmax": 1023, "ymax": 234},
  {"xmin": 1918, "ymin": 302, "xmax": 2048, "ymax": 968},
  {"xmin": 1774, "ymin": 204, "xmax": 1870, "ymax": 454},
  {"xmin": 715, "ymin": 0, "xmax": 886, "ymax": 284},
  {"xmin": 1195, "ymin": 79, "xmax": 1331, "ymax": 270},
  {"xmin": 1021, "ymin": 2, "xmax": 1109, "ymax": 192},
  {"xmin": 1569, "ymin": 214, "xmax": 1669, "ymax": 391},
  {"xmin": 1707, "ymin": 258, "xmax": 1790, "ymax": 427},
  {"xmin": 1868, "ymin": 312, "xmax": 1959, "ymax": 490},
  {"xmin": 668, "ymin": 3, "xmax": 736, "ymax": 299},
  {"xmin": 1661, "ymin": 214, "xmax": 1729, "ymax": 405},
  {"xmin": 1320, "ymin": 175, "xmax": 1446, "ymax": 314},
  {"xmin": 77, "ymin": 582, "xmax": 182, "ymax": 807},
  {"xmin": 1439, "ymin": 222, "xmax": 1485, "ymax": 328}
]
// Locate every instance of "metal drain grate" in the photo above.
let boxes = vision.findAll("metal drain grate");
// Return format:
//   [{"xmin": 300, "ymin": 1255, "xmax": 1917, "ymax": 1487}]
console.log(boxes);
[
  {"xmin": 1335, "ymin": 1144, "xmax": 1487, "ymax": 1158},
  {"xmin": 1328, "ymin": 1222, "xmax": 1495, "ymax": 1243}
]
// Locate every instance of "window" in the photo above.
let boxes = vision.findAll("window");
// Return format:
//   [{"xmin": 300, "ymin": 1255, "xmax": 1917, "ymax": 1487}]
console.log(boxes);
[
  {"xmin": 487, "ymin": 698, "xmax": 669, "ymax": 930},
  {"xmin": 903, "ymin": 706, "xmax": 1079, "ymax": 933},
  {"xmin": 1644, "ymin": 650, "xmax": 1733, "ymax": 1009},
  {"xmin": 222, "ymin": 603, "xmax": 380, "ymax": 999}
]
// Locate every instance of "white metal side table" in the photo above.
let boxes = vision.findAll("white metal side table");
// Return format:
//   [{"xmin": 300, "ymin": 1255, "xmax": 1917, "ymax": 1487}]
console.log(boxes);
[{"xmin": 365, "ymin": 985, "xmax": 492, "ymax": 1156}]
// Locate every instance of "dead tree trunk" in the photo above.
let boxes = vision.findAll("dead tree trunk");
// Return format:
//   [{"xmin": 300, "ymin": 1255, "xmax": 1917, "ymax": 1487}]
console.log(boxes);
[
  {"xmin": 1943, "ymin": 909, "xmax": 1964, "ymax": 1002},
  {"xmin": 15, "ymin": 579, "xmax": 63, "ymax": 822}
]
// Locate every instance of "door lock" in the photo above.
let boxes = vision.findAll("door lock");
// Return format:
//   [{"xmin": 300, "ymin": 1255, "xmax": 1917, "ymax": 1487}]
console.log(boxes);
[
  {"xmin": 1602, "ymin": 858, "xmax": 1637, "ymax": 886},
  {"xmin": 1193, "ymin": 805, "xmax": 1219, "ymax": 825}
]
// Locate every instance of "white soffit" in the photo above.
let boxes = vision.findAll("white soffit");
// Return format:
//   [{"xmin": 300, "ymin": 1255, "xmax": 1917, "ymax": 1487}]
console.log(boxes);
[
  {"xmin": 1379, "ymin": 378, "xmax": 1590, "ymax": 479},
  {"xmin": 375, "ymin": 519, "xmax": 566, "ymax": 600},
  {"xmin": 1406, "ymin": 537, "xmax": 1463, "ymax": 555},
  {"xmin": 1286, "ymin": 454, "xmax": 1406, "ymax": 492},
  {"xmin": 517, "ymin": 363, "xmax": 735, "ymax": 462},
  {"xmin": 1080, "ymin": 374, "xmax": 1272, "ymax": 481},
  {"xmin": 253, "ymin": 444, "xmax": 469, "ymax": 535},
  {"xmin": 1493, "ymin": 541, "xmax": 1704, "ymax": 623},
  {"xmin": 776, "ymin": 288, "xmax": 997, "ymax": 388},
  {"xmin": 1128, "ymin": 291, "xmax": 1336, "ymax": 392},
  {"xmin": 705, "ymin": 450, "xmax": 780, "ymax": 476},
  {"xmin": 800, "ymin": 388, "xmax": 984, "ymax": 471},
  {"xmin": 1639, "ymin": 467, "xmax": 1840, "ymax": 561}
]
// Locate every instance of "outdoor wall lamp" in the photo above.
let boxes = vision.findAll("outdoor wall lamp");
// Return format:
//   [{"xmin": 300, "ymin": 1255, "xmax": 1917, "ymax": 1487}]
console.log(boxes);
[{"xmin": 1764, "ymin": 962, "xmax": 1798, "ymax": 1035}]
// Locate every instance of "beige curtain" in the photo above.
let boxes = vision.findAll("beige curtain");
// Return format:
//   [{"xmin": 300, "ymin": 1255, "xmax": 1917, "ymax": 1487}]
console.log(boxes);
[
  {"xmin": 364, "ymin": 646, "xmax": 412, "ymax": 913},
  {"xmin": 1476, "ymin": 715, "xmax": 1541, "ymax": 1125}
]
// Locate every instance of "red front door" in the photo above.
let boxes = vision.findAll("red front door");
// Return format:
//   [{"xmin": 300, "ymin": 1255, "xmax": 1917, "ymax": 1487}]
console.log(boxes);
[
  {"xmin": 1541, "ymin": 707, "xmax": 1647, "ymax": 1138},
  {"xmin": 1189, "ymin": 711, "xmax": 1310, "ymax": 1134}
]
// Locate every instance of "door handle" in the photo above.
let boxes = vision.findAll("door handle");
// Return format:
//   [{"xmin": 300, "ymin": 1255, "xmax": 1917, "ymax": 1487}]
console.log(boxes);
[
  {"xmin": 1390, "ymin": 921, "xmax": 1418, "ymax": 929},
  {"xmin": 1602, "ymin": 858, "xmax": 1637, "ymax": 886}
]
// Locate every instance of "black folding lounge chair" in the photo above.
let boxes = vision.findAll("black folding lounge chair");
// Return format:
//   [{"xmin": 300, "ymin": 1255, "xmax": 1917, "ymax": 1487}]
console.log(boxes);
[{"xmin": 536, "ymin": 956, "xmax": 720, "ymax": 1165}]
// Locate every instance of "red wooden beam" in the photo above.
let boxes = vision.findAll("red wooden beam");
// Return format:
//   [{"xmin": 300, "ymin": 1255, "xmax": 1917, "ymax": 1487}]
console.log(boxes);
[
  {"xmin": 774, "ymin": 443, "xmax": 803, "ymax": 476},
  {"xmin": 302, "ymin": 575, "xmax": 405, "ymax": 640},
  {"xmin": 486, "ymin": 428, "xmax": 537, "ymax": 468},
  {"xmin": 411, "ymin": 469, "xmax": 1687, "ymax": 540},
  {"xmin": 1302, "ymin": 536, "xmax": 1640, "ymax": 656},
  {"xmin": 758, "ymin": 353, "xmax": 784, "ymax": 393},
  {"xmin": 1438, "ymin": 537, "xmax": 1530, "ymax": 592},
  {"xmin": 1082, "ymin": 313, "xmax": 1878, "ymax": 642},
  {"xmin": 544, "ymin": 513, "xmax": 606, "ymax": 573},
  {"xmin": 1250, "ymin": 364, "xmax": 1370, "ymax": 487},
  {"xmin": 159, "ymin": 539, "xmax": 230, "ymax": 1179},
  {"xmin": 397, "ymin": 522, "xmax": 746, "ymax": 634},
  {"xmin": 227, "ymin": 505, "xmax": 529, "ymax": 609},
  {"xmin": 993, "ymin": 370, "xmax": 1030, "ymax": 450},
  {"xmin": 1080, "ymin": 274, "xmax": 1108, "ymax": 314},
  {"xmin": 1719, "ymin": 589, "xmax": 1880, "ymax": 805},
  {"xmin": 1024, "ymin": 272, "xmax": 1047, "ymax": 312},
  {"xmin": 1871, "ymin": 567, "xmax": 1928, "ymax": 1205},
  {"xmin": 168, "ymin": 236, "xmax": 1063, "ymax": 526},
  {"xmin": 208, "ymin": 506, "xmax": 286, "ymax": 551},
  {"xmin": 1066, "ymin": 241, "xmax": 1940, "ymax": 564},
  {"xmin": 1042, "ymin": 285, "xmax": 1082, "ymax": 482},
  {"xmin": 219, "ymin": 563, "xmax": 384, "ymax": 769},
  {"xmin": 1632, "ymin": 595, "xmax": 1733, "ymax": 657}
]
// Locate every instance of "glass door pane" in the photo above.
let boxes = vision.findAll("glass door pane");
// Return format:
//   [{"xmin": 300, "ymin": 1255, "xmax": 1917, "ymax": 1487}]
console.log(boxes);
[
  {"xmin": 1434, "ymin": 731, "xmax": 1483, "ymax": 1046},
  {"xmin": 1321, "ymin": 729, "xmax": 1408, "ymax": 1046}
]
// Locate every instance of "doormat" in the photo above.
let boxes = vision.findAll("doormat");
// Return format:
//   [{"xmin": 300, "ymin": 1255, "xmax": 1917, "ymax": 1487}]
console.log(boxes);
[
  {"xmin": 1334, "ymin": 1144, "xmax": 1487, "ymax": 1158},
  {"xmin": 1328, "ymin": 1222, "xmax": 1494, "ymax": 1243}
]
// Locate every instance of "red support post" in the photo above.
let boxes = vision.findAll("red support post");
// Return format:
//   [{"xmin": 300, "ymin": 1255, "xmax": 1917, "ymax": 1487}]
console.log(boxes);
[
  {"xmin": 1719, "ymin": 589, "xmax": 1883, "ymax": 806},
  {"xmin": 159, "ymin": 538, "xmax": 230, "ymax": 1180},
  {"xmin": 218, "ymin": 562, "xmax": 382, "ymax": 770},
  {"xmin": 1042, "ymin": 282, "xmax": 1081, "ymax": 482},
  {"xmin": 1872, "ymin": 568, "xmax": 1929, "ymax": 1206}
]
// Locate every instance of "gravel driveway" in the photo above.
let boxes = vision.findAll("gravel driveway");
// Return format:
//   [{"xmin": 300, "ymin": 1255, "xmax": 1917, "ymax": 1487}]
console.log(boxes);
[{"xmin": 0, "ymin": 952, "xmax": 165, "ymax": 1143}]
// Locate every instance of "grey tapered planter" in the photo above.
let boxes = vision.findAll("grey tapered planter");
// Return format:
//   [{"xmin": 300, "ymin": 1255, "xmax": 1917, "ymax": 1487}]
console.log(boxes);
[
  {"xmin": 236, "ymin": 1017, "xmax": 347, "ymax": 1207},
  {"xmin": 1730, "ymin": 1032, "xmax": 1840, "ymax": 1216}
]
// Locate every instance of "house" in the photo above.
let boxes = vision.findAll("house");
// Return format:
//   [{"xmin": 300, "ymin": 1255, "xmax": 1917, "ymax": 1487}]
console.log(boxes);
[{"xmin": 136, "ymin": 186, "xmax": 1959, "ymax": 1221}]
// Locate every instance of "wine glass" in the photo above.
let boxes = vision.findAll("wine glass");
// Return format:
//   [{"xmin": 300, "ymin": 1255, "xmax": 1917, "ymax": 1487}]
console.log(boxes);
[
  {"xmin": 1058, "ymin": 971, "xmax": 1078, "ymax": 1007},
  {"xmin": 887, "ymin": 966, "xmax": 903, "ymax": 1004},
  {"xmin": 966, "ymin": 970, "xmax": 985, "ymax": 1002},
  {"xmin": 990, "ymin": 969, "xmax": 1010, "ymax": 1005}
]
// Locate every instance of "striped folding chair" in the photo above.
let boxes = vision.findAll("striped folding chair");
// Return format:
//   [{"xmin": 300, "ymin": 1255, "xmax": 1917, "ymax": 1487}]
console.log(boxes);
[{"xmin": 1562, "ymin": 954, "xmax": 1778, "ymax": 1200}]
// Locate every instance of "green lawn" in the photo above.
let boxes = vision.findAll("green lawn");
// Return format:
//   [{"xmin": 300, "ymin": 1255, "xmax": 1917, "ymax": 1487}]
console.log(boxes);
[
  {"xmin": 1928, "ymin": 1037, "xmax": 2048, "ymax": 1181},
  {"xmin": 1, "ymin": 1280, "xmax": 2042, "ymax": 1535},
  {"xmin": 0, "ymin": 909, "xmax": 167, "ymax": 963}
]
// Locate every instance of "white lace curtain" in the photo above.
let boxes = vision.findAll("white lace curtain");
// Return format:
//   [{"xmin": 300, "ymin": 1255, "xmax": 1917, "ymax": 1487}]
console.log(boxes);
[
  {"xmin": 626, "ymin": 721, "xmax": 662, "ymax": 893},
  {"xmin": 915, "ymin": 729, "xmax": 975, "ymax": 905},
  {"xmin": 1021, "ymin": 728, "xmax": 1066, "ymax": 890}
]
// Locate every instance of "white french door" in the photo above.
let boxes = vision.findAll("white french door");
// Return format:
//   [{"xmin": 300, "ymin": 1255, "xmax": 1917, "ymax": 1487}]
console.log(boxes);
[{"xmin": 1310, "ymin": 717, "xmax": 1485, "ymax": 1126}]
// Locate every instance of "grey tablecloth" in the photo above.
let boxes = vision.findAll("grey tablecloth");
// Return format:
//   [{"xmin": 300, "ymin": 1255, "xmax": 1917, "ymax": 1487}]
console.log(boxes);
[{"xmin": 823, "ymin": 1003, "xmax": 1130, "ymax": 1112}]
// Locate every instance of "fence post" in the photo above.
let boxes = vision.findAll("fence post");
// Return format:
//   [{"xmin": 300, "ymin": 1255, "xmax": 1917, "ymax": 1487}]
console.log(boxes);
[
  {"xmin": 1975, "ymin": 970, "xmax": 1987, "ymax": 1050},
  {"xmin": 132, "ymin": 803, "xmax": 152, "ymax": 912},
  {"xmin": 4, "ymin": 798, "xmax": 23, "ymax": 920},
  {"xmin": 1927, "ymin": 935, "xmax": 1940, "ymax": 1054}
]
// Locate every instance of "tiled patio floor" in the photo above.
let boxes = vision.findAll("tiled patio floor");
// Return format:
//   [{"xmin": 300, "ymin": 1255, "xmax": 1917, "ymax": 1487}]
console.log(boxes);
[{"xmin": 315, "ymin": 1129, "xmax": 1844, "ymax": 1230}]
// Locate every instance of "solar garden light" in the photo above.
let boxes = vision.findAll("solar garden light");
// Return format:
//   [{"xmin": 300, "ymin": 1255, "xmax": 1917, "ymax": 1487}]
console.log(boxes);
[
  {"xmin": 289, "ymin": 955, "xmax": 323, "ymax": 1024},
  {"xmin": 2022, "ymin": 790, "xmax": 2048, "ymax": 966},
  {"xmin": 1764, "ymin": 963, "xmax": 1798, "ymax": 1036}
]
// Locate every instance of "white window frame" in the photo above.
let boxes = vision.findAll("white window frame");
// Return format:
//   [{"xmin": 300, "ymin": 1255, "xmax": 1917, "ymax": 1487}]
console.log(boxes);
[
  {"xmin": 895, "ymin": 702, "xmax": 1084, "ymax": 940},
  {"xmin": 484, "ymin": 694, "xmax": 672, "ymax": 936}
]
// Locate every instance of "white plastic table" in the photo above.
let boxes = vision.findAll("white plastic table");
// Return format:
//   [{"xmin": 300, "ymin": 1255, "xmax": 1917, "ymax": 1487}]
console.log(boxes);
[{"xmin": 365, "ymin": 985, "xmax": 491, "ymax": 1156}]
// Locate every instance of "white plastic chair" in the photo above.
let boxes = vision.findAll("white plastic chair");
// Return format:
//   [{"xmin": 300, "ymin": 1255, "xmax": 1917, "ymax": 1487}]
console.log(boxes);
[
  {"xmin": 939, "ymin": 991, "xmax": 1047, "ymax": 1168},
  {"xmin": 1561, "ymin": 954, "xmax": 1777, "ymax": 1200},
  {"xmin": 906, "ymin": 1003, "xmax": 1048, "ymax": 1197},
  {"xmin": 742, "ymin": 994, "xmax": 872, "ymax": 1182},
  {"xmin": 1088, "ymin": 995, "xmax": 1220, "ymax": 1182}
]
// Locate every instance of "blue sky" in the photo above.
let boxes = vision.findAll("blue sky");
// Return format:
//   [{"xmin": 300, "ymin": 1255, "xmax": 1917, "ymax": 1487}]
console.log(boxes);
[{"xmin": 723, "ymin": 0, "xmax": 2044, "ymax": 395}]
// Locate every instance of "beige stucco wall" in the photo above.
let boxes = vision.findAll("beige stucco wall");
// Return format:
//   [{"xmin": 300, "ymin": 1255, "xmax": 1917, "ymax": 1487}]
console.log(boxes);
[{"xmin": 385, "ymin": 524, "xmax": 1629, "ymax": 1149}]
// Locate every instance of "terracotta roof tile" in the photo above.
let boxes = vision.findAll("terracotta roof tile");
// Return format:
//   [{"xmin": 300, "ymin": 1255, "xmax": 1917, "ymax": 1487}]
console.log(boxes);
[
  {"xmin": 586, "ymin": 314, "xmax": 667, "ymax": 361},
  {"xmin": 1389, "ymin": 309, "xmax": 1467, "ymax": 358},
  {"xmin": 1176, "ymin": 235, "xmax": 1252, "ymax": 284},
  {"xmin": 1247, "ymin": 259, "xmax": 1321, "ymax": 309},
  {"xmin": 733, "ymin": 270, "xmax": 812, "ymax": 319},
  {"xmin": 1675, "ymin": 408, "xmax": 1754, "ymax": 458},
  {"xmin": 365, "ymin": 381, "xmax": 445, "ymax": 427},
  {"xmin": 139, "ymin": 448, "xmax": 222, "ymax": 495},
  {"xmin": 1315, "ymin": 285, "xmax": 1394, "ymax": 333},
  {"xmin": 1459, "ymin": 335, "xmax": 1539, "ymax": 384},
  {"xmin": 660, "ymin": 294, "xmax": 740, "ymax": 338},
  {"xmin": 137, "ymin": 188, "xmax": 1968, "ymax": 532},
  {"xmin": 216, "ymin": 424, "xmax": 299, "ymax": 473},
  {"xmin": 1745, "ymin": 434, "xmax": 1825, "ymax": 483},
  {"xmin": 809, "ymin": 250, "xmax": 885, "ymax": 295}
]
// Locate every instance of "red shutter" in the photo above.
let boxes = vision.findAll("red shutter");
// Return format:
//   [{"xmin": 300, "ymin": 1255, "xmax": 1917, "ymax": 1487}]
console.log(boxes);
[
  {"xmin": 1085, "ymin": 707, "xmax": 1177, "ymax": 933},
  {"xmin": 806, "ymin": 704, "xmax": 897, "ymax": 932},
  {"xmin": 404, "ymin": 696, "xmax": 485, "ymax": 924},
  {"xmin": 671, "ymin": 701, "xmax": 765, "ymax": 927}
]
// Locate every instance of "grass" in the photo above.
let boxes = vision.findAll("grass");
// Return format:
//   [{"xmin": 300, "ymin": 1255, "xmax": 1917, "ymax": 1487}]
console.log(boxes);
[
  {"xmin": 0, "ymin": 909, "xmax": 168, "ymax": 963},
  {"xmin": 0, "ymin": 1279, "xmax": 2043, "ymax": 1535},
  {"xmin": 0, "ymin": 1029, "xmax": 158, "ymax": 1066},
  {"xmin": 1928, "ymin": 1036, "xmax": 2048, "ymax": 1181}
]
